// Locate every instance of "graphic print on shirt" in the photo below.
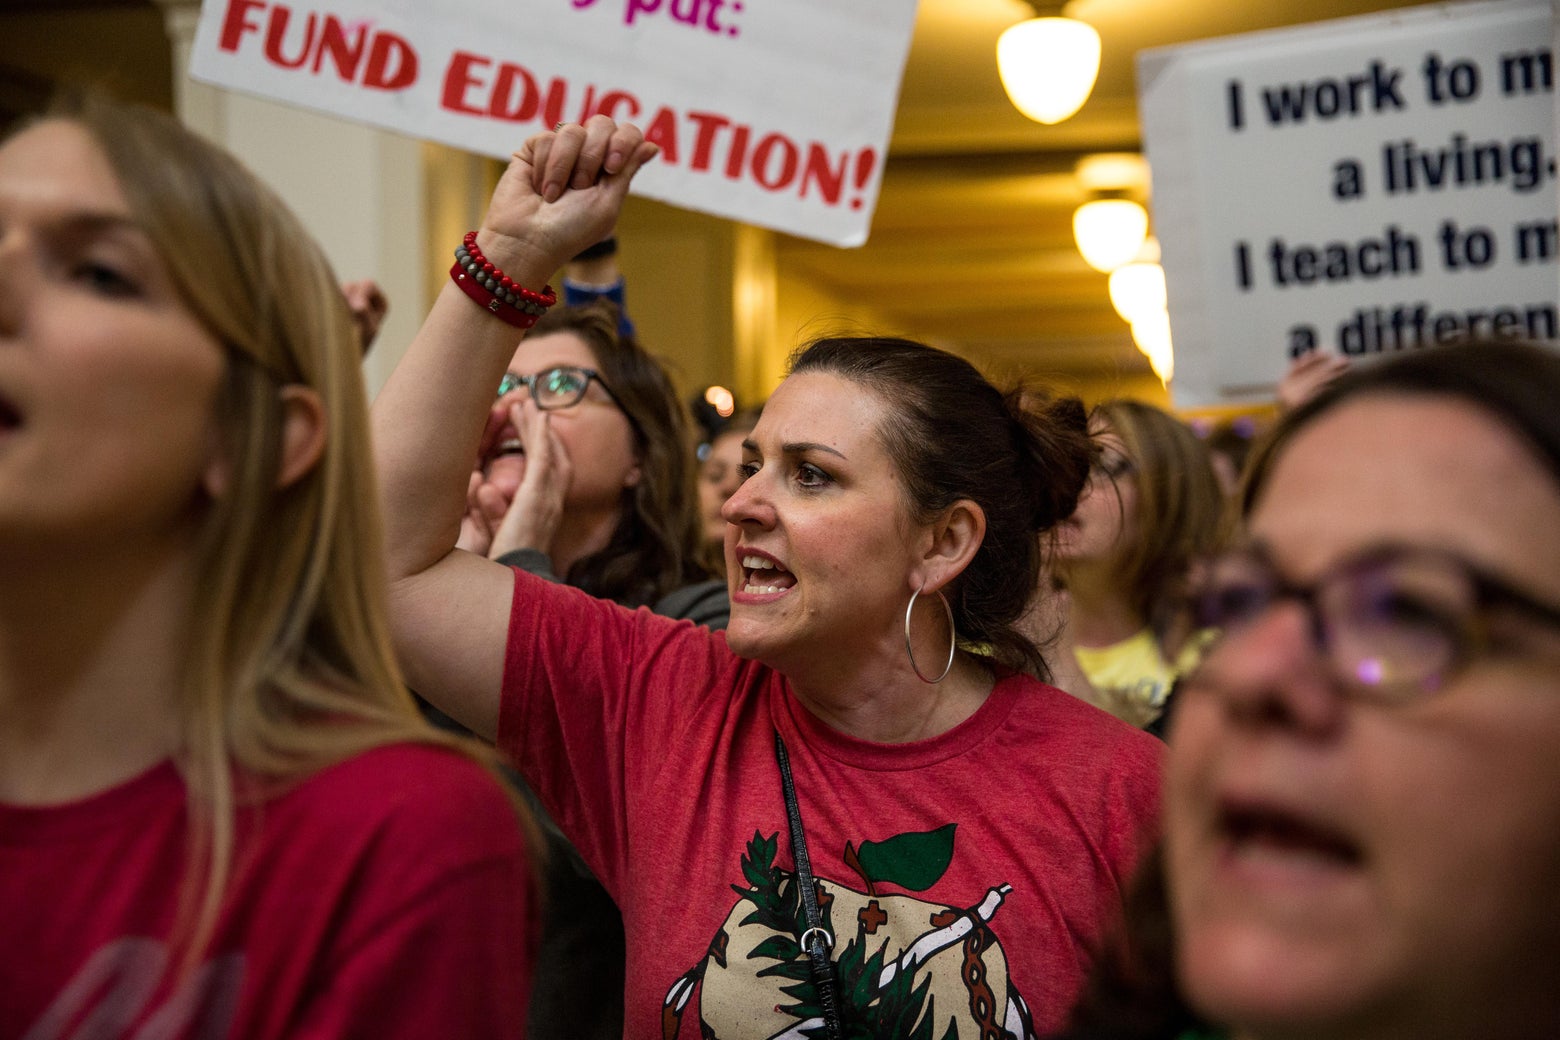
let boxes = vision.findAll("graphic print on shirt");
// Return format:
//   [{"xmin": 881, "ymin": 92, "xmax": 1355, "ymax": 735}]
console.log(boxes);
[
  {"xmin": 23, "ymin": 937, "xmax": 243, "ymax": 1040},
  {"xmin": 661, "ymin": 824, "xmax": 1036, "ymax": 1040}
]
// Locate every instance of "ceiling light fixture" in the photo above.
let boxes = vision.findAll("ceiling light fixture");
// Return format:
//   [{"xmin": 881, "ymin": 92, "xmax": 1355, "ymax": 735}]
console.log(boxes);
[
  {"xmin": 996, "ymin": 1, "xmax": 1102, "ymax": 125},
  {"xmin": 1130, "ymin": 308, "xmax": 1174, "ymax": 385},
  {"xmin": 1072, "ymin": 154, "xmax": 1152, "ymax": 272},
  {"xmin": 1073, "ymin": 197, "xmax": 1148, "ymax": 272},
  {"xmin": 1107, "ymin": 238, "xmax": 1166, "ymax": 322},
  {"xmin": 1108, "ymin": 261, "xmax": 1167, "ymax": 323}
]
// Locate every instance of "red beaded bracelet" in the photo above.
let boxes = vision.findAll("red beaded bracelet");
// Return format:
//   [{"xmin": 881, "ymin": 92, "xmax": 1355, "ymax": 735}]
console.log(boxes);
[{"xmin": 449, "ymin": 231, "xmax": 558, "ymax": 329}]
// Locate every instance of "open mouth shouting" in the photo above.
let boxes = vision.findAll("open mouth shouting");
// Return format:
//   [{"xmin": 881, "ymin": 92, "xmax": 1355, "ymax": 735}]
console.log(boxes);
[
  {"xmin": 1216, "ymin": 795, "xmax": 1363, "ymax": 878},
  {"xmin": 480, "ymin": 428, "xmax": 528, "ymax": 496},
  {"xmin": 738, "ymin": 551, "xmax": 796, "ymax": 597}
]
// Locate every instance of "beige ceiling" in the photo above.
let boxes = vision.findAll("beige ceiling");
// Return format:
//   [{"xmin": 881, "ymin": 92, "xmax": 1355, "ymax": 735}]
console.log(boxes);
[{"xmin": 780, "ymin": 0, "xmax": 1434, "ymax": 392}]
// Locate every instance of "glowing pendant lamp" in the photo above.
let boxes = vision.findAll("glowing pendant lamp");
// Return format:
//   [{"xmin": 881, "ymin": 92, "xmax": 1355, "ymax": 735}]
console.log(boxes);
[
  {"xmin": 1073, "ymin": 197, "xmax": 1149, "ymax": 272},
  {"xmin": 1109, "ymin": 261, "xmax": 1168, "ymax": 323},
  {"xmin": 997, "ymin": 3, "xmax": 1102, "ymax": 125},
  {"xmin": 1108, "ymin": 239, "xmax": 1167, "ymax": 322},
  {"xmin": 1130, "ymin": 308, "xmax": 1175, "ymax": 385}
]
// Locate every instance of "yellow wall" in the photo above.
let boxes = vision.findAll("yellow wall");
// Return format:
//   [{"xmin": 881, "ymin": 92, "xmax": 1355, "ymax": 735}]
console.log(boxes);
[{"xmin": 612, "ymin": 197, "xmax": 740, "ymax": 401}]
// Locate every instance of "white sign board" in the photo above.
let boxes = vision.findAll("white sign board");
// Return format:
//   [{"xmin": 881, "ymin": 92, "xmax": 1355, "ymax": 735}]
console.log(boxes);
[
  {"xmin": 1138, "ymin": 0, "xmax": 1559, "ymax": 407},
  {"xmin": 188, "ymin": 0, "xmax": 920, "ymax": 247}
]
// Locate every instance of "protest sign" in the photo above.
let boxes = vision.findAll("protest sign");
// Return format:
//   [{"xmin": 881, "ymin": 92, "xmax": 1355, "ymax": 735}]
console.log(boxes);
[
  {"xmin": 1138, "ymin": 0, "xmax": 1558, "ymax": 407},
  {"xmin": 188, "ymin": 0, "xmax": 919, "ymax": 247}
]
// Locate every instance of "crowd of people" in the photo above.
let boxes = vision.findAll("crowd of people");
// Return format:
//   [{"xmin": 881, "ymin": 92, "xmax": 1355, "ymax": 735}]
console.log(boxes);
[{"xmin": 2, "ymin": 95, "xmax": 1556, "ymax": 1040}]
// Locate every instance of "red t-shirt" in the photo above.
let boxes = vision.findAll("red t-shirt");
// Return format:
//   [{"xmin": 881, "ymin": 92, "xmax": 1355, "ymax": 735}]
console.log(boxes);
[
  {"xmin": 498, "ymin": 569, "xmax": 1162, "ymax": 1040},
  {"xmin": 1, "ymin": 743, "xmax": 537, "ymax": 1039}
]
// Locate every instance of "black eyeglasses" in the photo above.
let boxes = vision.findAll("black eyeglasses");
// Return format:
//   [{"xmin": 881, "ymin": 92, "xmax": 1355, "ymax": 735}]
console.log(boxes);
[
  {"xmin": 1188, "ymin": 544, "xmax": 1560, "ymax": 700},
  {"xmin": 496, "ymin": 365, "xmax": 623, "ymax": 412}
]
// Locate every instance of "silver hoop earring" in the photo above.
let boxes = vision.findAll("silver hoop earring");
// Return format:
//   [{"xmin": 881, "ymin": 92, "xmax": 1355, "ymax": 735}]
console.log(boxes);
[{"xmin": 904, "ymin": 581, "xmax": 956, "ymax": 684}]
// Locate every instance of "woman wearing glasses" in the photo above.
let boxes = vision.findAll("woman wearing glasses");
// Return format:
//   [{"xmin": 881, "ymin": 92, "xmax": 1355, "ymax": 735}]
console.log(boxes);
[
  {"xmin": 376, "ymin": 117, "xmax": 1161, "ymax": 1039},
  {"xmin": 449, "ymin": 300, "xmax": 724, "ymax": 1040},
  {"xmin": 1062, "ymin": 339, "xmax": 1560, "ymax": 1040},
  {"xmin": 457, "ymin": 300, "xmax": 724, "ymax": 625},
  {"xmin": 1043, "ymin": 401, "xmax": 1225, "ymax": 731}
]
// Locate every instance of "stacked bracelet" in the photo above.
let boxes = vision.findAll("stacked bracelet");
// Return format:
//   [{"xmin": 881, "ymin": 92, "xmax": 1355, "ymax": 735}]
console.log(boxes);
[{"xmin": 450, "ymin": 231, "xmax": 558, "ymax": 329}]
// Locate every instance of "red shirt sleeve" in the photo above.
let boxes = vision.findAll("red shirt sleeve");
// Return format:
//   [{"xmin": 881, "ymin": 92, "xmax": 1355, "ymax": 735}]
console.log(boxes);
[{"xmin": 496, "ymin": 567, "xmax": 749, "ymax": 896}]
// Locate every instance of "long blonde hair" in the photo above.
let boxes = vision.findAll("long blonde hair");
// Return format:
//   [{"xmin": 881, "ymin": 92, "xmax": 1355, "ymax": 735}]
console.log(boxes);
[
  {"xmin": 1091, "ymin": 399, "xmax": 1226, "ymax": 626},
  {"xmin": 42, "ymin": 94, "xmax": 524, "ymax": 964}
]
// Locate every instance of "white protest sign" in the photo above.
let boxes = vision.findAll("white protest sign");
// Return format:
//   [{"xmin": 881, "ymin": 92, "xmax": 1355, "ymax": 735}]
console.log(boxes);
[
  {"xmin": 188, "ymin": 0, "xmax": 920, "ymax": 247},
  {"xmin": 1138, "ymin": 0, "xmax": 1559, "ymax": 408}
]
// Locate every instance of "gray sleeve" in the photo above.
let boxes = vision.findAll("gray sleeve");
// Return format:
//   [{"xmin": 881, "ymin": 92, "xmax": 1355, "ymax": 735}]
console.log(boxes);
[
  {"xmin": 651, "ymin": 580, "xmax": 730, "ymax": 631},
  {"xmin": 494, "ymin": 547, "xmax": 562, "ymax": 584}
]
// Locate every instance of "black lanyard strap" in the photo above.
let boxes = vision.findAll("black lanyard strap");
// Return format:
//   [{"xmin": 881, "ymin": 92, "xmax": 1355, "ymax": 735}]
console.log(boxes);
[{"xmin": 774, "ymin": 731, "xmax": 844, "ymax": 1040}]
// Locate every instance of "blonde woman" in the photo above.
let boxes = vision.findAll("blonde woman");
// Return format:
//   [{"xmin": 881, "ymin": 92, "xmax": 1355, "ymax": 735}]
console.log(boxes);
[
  {"xmin": 0, "ymin": 96, "xmax": 536, "ymax": 1037},
  {"xmin": 1048, "ymin": 400, "xmax": 1226, "ymax": 729}
]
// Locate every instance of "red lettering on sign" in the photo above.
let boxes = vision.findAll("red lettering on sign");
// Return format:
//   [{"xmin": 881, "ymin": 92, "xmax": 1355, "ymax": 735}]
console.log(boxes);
[
  {"xmin": 800, "ymin": 143, "xmax": 845, "ymax": 204},
  {"xmin": 441, "ymin": 51, "xmax": 489, "ymax": 115},
  {"xmin": 489, "ymin": 63, "xmax": 540, "ymax": 121},
  {"xmin": 686, "ymin": 111, "xmax": 730, "ymax": 172},
  {"xmin": 431, "ymin": 53, "xmax": 870, "ymax": 209},
  {"xmin": 724, "ymin": 124, "xmax": 750, "ymax": 180},
  {"xmin": 644, "ymin": 107, "xmax": 680, "ymax": 164},
  {"xmin": 594, "ymin": 91, "xmax": 641, "ymax": 123},
  {"xmin": 311, "ymin": 16, "xmax": 366, "ymax": 79},
  {"xmin": 542, "ymin": 79, "xmax": 597, "ymax": 131},
  {"xmin": 751, "ymin": 133, "xmax": 798, "ymax": 192},
  {"xmin": 851, "ymin": 147, "xmax": 877, "ymax": 211},
  {"xmin": 443, "ymin": 56, "xmax": 604, "ymax": 126},
  {"xmin": 264, "ymin": 7, "xmax": 316, "ymax": 69},
  {"xmin": 362, "ymin": 32, "xmax": 417, "ymax": 90},
  {"xmin": 220, "ymin": 2, "xmax": 419, "ymax": 90},
  {"xmin": 218, "ymin": 0, "xmax": 266, "ymax": 52}
]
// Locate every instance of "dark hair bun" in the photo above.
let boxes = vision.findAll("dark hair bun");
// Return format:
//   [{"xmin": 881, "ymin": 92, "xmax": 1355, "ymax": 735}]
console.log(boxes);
[{"xmin": 1008, "ymin": 388, "xmax": 1092, "ymax": 532}]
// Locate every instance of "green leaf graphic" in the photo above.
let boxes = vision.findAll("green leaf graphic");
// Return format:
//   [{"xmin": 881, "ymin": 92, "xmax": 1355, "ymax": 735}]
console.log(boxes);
[
  {"xmin": 854, "ymin": 824, "xmax": 957, "ymax": 892},
  {"xmin": 748, "ymin": 934, "xmax": 801, "ymax": 963}
]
